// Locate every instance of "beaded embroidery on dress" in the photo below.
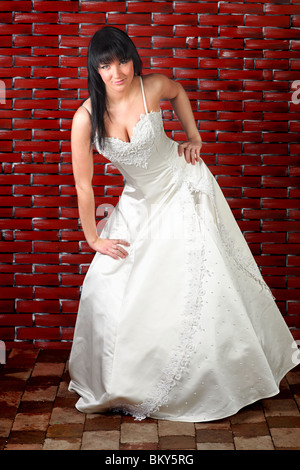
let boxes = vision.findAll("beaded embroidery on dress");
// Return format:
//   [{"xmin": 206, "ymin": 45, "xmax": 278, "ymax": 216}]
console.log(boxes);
[
  {"xmin": 95, "ymin": 111, "xmax": 164, "ymax": 169},
  {"xmin": 69, "ymin": 76, "xmax": 299, "ymax": 422}
]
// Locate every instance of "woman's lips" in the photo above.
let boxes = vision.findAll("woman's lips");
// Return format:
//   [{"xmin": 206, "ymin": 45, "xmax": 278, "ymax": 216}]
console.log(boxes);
[{"xmin": 114, "ymin": 79, "xmax": 125, "ymax": 85}]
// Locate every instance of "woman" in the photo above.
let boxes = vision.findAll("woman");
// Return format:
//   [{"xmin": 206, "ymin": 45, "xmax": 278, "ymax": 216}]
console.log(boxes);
[{"xmin": 68, "ymin": 26, "xmax": 299, "ymax": 422}]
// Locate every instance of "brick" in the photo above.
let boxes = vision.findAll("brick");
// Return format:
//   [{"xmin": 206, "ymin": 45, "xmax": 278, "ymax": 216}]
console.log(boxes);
[
  {"xmin": 12, "ymin": 413, "xmax": 50, "ymax": 432},
  {"xmin": 32, "ymin": 68, "xmax": 78, "ymax": 78},
  {"xmin": 175, "ymin": 25, "xmax": 218, "ymax": 37},
  {"xmin": 270, "ymin": 428, "xmax": 300, "ymax": 449},
  {"xmin": 14, "ymin": 12, "xmax": 58, "ymax": 23},
  {"xmin": 80, "ymin": 1, "xmax": 125, "ymax": 12},
  {"xmin": 121, "ymin": 423, "xmax": 158, "ymax": 444},
  {"xmin": 15, "ymin": 56, "xmax": 59, "ymax": 67},
  {"xmin": 34, "ymin": 287, "xmax": 79, "ymax": 300},
  {"xmin": 153, "ymin": 13, "xmax": 198, "ymax": 25},
  {"xmin": 43, "ymin": 438, "xmax": 81, "ymax": 450},
  {"xmin": 152, "ymin": 58, "xmax": 198, "ymax": 68},
  {"xmin": 196, "ymin": 429, "xmax": 234, "ymax": 443},
  {"xmin": 35, "ymin": 314, "xmax": 76, "ymax": 327},
  {"xmin": 130, "ymin": 2, "xmax": 172, "ymax": 13},
  {"xmin": 159, "ymin": 435, "xmax": 196, "ymax": 450},
  {"xmin": 177, "ymin": 3, "xmax": 217, "ymax": 13},
  {"xmin": 0, "ymin": 1, "xmax": 32, "ymax": 11},
  {"xmin": 0, "ymin": 0, "xmax": 298, "ymax": 343},
  {"xmin": 81, "ymin": 431, "xmax": 120, "ymax": 450},
  {"xmin": 245, "ymin": 15, "xmax": 290, "ymax": 28},
  {"xmin": 0, "ymin": 67, "xmax": 30, "ymax": 78},
  {"xmin": 158, "ymin": 421, "xmax": 195, "ymax": 436},
  {"xmin": 152, "ymin": 37, "xmax": 186, "ymax": 48},
  {"xmin": 15, "ymin": 274, "xmax": 59, "ymax": 286},
  {"xmin": 108, "ymin": 13, "xmax": 152, "ymax": 24},
  {"xmin": 14, "ymin": 36, "xmax": 58, "ymax": 47},
  {"xmin": 265, "ymin": 28, "xmax": 300, "ymax": 39},
  {"xmin": 127, "ymin": 25, "xmax": 172, "ymax": 36},
  {"xmin": 16, "ymin": 327, "xmax": 61, "ymax": 340},
  {"xmin": 0, "ymin": 24, "xmax": 31, "ymax": 34},
  {"xmin": 234, "ymin": 435, "xmax": 274, "ymax": 450},
  {"xmin": 220, "ymin": 3, "xmax": 263, "ymax": 14},
  {"xmin": 219, "ymin": 26, "xmax": 263, "ymax": 38},
  {"xmin": 16, "ymin": 300, "xmax": 60, "ymax": 313},
  {"xmin": 33, "ymin": 1, "xmax": 79, "ymax": 12},
  {"xmin": 84, "ymin": 414, "xmax": 121, "ymax": 432},
  {"xmin": 60, "ymin": 13, "xmax": 105, "ymax": 23}
]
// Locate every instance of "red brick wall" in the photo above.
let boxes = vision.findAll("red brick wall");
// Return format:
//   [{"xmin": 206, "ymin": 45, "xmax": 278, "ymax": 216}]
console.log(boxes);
[{"xmin": 0, "ymin": 0, "xmax": 299, "ymax": 349}]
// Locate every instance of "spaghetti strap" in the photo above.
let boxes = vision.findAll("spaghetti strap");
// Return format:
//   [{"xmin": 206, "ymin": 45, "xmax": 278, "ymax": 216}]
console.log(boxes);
[
  {"xmin": 81, "ymin": 103, "xmax": 91, "ymax": 115},
  {"xmin": 140, "ymin": 76, "xmax": 148, "ymax": 115}
]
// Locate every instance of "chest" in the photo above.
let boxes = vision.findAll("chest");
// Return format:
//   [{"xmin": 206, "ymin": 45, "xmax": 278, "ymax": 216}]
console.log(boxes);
[
  {"xmin": 104, "ymin": 105, "xmax": 146, "ymax": 143},
  {"xmin": 95, "ymin": 111, "xmax": 164, "ymax": 169}
]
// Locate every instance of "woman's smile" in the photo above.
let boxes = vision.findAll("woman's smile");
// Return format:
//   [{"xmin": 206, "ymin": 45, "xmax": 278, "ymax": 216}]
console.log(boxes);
[{"xmin": 114, "ymin": 78, "xmax": 126, "ymax": 85}]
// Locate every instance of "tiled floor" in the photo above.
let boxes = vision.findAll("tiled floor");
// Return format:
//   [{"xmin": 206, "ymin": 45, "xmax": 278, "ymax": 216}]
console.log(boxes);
[{"xmin": 0, "ymin": 348, "xmax": 299, "ymax": 451}]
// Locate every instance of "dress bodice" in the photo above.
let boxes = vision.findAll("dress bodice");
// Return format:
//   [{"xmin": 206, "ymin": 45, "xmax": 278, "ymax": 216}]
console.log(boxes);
[
  {"xmin": 83, "ymin": 76, "xmax": 209, "ymax": 201},
  {"xmin": 80, "ymin": 75, "xmax": 165, "ymax": 170},
  {"xmin": 94, "ymin": 110, "xmax": 165, "ymax": 169},
  {"xmin": 82, "ymin": 76, "xmax": 210, "ymax": 201}
]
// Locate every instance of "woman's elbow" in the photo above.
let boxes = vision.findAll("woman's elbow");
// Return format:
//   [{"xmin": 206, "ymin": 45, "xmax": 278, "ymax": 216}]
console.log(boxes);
[{"xmin": 75, "ymin": 181, "xmax": 93, "ymax": 196}]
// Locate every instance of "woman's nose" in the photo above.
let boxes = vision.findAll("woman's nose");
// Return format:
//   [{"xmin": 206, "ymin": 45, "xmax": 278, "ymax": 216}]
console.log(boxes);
[{"xmin": 111, "ymin": 64, "xmax": 122, "ymax": 78}]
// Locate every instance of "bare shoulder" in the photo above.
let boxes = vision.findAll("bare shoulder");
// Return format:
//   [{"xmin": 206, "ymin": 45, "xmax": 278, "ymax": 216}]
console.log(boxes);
[
  {"xmin": 142, "ymin": 73, "xmax": 181, "ymax": 101},
  {"xmin": 142, "ymin": 73, "xmax": 169, "ymax": 93},
  {"xmin": 81, "ymin": 97, "xmax": 92, "ymax": 114},
  {"xmin": 72, "ymin": 99, "xmax": 92, "ymax": 132}
]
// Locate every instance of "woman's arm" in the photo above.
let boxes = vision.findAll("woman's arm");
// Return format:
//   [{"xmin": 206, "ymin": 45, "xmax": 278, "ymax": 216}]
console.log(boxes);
[
  {"xmin": 170, "ymin": 86, "xmax": 202, "ymax": 165},
  {"xmin": 146, "ymin": 74, "xmax": 202, "ymax": 165},
  {"xmin": 71, "ymin": 106, "xmax": 130, "ymax": 259}
]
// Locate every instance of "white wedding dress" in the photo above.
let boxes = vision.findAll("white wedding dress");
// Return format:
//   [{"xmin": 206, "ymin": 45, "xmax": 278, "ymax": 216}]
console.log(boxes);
[{"xmin": 68, "ymin": 76, "xmax": 299, "ymax": 422}]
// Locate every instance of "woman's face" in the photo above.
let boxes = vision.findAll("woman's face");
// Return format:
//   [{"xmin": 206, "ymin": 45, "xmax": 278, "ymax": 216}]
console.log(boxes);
[{"xmin": 98, "ymin": 58, "xmax": 135, "ymax": 94}]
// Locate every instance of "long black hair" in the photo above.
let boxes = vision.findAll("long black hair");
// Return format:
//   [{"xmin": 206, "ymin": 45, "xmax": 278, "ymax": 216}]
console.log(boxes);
[{"xmin": 87, "ymin": 26, "xmax": 142, "ymax": 149}]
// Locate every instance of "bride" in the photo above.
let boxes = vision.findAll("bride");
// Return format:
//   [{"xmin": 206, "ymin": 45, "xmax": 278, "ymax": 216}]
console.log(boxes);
[{"xmin": 68, "ymin": 26, "xmax": 299, "ymax": 422}]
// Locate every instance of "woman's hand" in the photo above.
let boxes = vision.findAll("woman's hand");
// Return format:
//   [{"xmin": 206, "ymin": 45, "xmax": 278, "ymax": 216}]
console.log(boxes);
[
  {"xmin": 178, "ymin": 138, "xmax": 202, "ymax": 165},
  {"xmin": 90, "ymin": 237, "xmax": 130, "ymax": 260}
]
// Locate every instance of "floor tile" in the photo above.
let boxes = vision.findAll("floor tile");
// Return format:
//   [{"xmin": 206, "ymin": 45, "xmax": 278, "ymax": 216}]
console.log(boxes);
[
  {"xmin": 267, "ymin": 416, "xmax": 300, "ymax": 428},
  {"xmin": 81, "ymin": 430, "xmax": 120, "ymax": 450},
  {"xmin": 120, "ymin": 442, "xmax": 159, "ymax": 450},
  {"xmin": 121, "ymin": 422, "xmax": 158, "ymax": 444},
  {"xmin": 12, "ymin": 412, "xmax": 50, "ymax": 432},
  {"xmin": 234, "ymin": 435, "xmax": 274, "ymax": 450},
  {"xmin": 159, "ymin": 435, "xmax": 196, "ymax": 450},
  {"xmin": 263, "ymin": 398, "xmax": 300, "ymax": 417},
  {"xmin": 49, "ymin": 406, "xmax": 85, "ymax": 425},
  {"xmin": 84, "ymin": 413, "xmax": 121, "ymax": 431},
  {"xmin": 158, "ymin": 420, "xmax": 195, "ymax": 436},
  {"xmin": 196, "ymin": 429, "xmax": 234, "ymax": 444},
  {"xmin": 0, "ymin": 348, "xmax": 299, "ymax": 452},
  {"xmin": 270, "ymin": 428, "xmax": 300, "ymax": 449},
  {"xmin": 0, "ymin": 419, "xmax": 13, "ymax": 438},
  {"xmin": 230, "ymin": 408, "xmax": 265, "ymax": 424},
  {"xmin": 5, "ymin": 443, "xmax": 43, "ymax": 450},
  {"xmin": 3, "ymin": 368, "xmax": 32, "ymax": 381},
  {"xmin": 195, "ymin": 419, "xmax": 231, "ymax": 430},
  {"xmin": 6, "ymin": 431, "xmax": 46, "ymax": 445},
  {"xmin": 43, "ymin": 438, "xmax": 81, "ymax": 450},
  {"xmin": 197, "ymin": 442, "xmax": 235, "ymax": 450},
  {"xmin": 46, "ymin": 423, "xmax": 84, "ymax": 439},
  {"xmin": 0, "ymin": 391, "xmax": 22, "ymax": 407},
  {"xmin": 31, "ymin": 362, "xmax": 65, "ymax": 377},
  {"xmin": 5, "ymin": 349, "xmax": 39, "ymax": 368},
  {"xmin": 231, "ymin": 422, "xmax": 270, "ymax": 438},
  {"xmin": 22, "ymin": 385, "xmax": 58, "ymax": 402}
]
